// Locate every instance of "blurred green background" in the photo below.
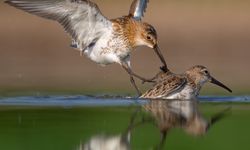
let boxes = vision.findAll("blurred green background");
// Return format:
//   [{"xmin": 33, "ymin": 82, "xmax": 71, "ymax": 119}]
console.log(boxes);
[{"xmin": 0, "ymin": 0, "xmax": 250, "ymax": 96}]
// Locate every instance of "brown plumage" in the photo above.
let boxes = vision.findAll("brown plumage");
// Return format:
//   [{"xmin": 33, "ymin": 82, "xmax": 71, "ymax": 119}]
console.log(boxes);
[
  {"xmin": 141, "ymin": 65, "xmax": 232, "ymax": 99},
  {"xmin": 111, "ymin": 16, "xmax": 157, "ymax": 49}
]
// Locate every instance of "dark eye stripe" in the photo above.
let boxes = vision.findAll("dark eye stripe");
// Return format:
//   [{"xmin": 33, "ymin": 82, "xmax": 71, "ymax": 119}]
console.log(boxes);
[
  {"xmin": 147, "ymin": 28, "xmax": 156, "ymax": 34},
  {"xmin": 147, "ymin": 30, "xmax": 157, "ymax": 38}
]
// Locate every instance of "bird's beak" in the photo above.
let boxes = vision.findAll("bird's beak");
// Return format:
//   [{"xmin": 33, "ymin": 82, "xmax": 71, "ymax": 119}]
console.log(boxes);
[
  {"xmin": 210, "ymin": 77, "xmax": 232, "ymax": 93},
  {"xmin": 154, "ymin": 45, "xmax": 167, "ymax": 68}
]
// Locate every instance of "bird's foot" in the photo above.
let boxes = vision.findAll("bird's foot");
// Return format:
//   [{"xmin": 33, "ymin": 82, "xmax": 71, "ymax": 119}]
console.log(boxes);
[{"xmin": 160, "ymin": 65, "xmax": 168, "ymax": 72}]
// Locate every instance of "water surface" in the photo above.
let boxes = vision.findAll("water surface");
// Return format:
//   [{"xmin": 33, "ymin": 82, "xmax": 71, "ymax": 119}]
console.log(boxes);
[
  {"xmin": 0, "ymin": 96, "xmax": 249, "ymax": 150},
  {"xmin": 0, "ymin": 95, "xmax": 250, "ymax": 107}
]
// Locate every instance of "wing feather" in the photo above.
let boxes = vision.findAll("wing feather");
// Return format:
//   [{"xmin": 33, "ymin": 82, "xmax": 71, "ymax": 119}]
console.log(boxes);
[
  {"xmin": 141, "ymin": 76, "xmax": 187, "ymax": 99},
  {"xmin": 5, "ymin": 0, "xmax": 112, "ymax": 50},
  {"xmin": 129, "ymin": 0, "xmax": 149, "ymax": 20}
]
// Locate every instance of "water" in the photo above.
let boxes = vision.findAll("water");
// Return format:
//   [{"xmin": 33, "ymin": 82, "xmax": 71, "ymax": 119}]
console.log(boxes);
[
  {"xmin": 0, "ymin": 95, "xmax": 250, "ymax": 107},
  {"xmin": 0, "ymin": 96, "xmax": 250, "ymax": 150}
]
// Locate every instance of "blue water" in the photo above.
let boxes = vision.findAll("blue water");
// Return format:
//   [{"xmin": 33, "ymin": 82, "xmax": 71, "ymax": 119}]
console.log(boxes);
[{"xmin": 0, "ymin": 95, "xmax": 249, "ymax": 107}]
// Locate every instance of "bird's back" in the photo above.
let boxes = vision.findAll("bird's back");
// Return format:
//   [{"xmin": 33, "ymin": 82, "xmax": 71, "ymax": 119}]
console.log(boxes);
[{"xmin": 141, "ymin": 72, "xmax": 187, "ymax": 99}]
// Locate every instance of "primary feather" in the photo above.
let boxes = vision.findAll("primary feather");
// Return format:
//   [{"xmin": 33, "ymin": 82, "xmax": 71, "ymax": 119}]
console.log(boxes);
[
  {"xmin": 5, "ymin": 0, "xmax": 112, "ymax": 51},
  {"xmin": 129, "ymin": 0, "xmax": 149, "ymax": 20}
]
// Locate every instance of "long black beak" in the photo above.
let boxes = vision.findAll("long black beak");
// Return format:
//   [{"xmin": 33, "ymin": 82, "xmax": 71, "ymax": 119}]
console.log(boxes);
[
  {"xmin": 154, "ymin": 45, "xmax": 167, "ymax": 69},
  {"xmin": 210, "ymin": 77, "xmax": 232, "ymax": 93}
]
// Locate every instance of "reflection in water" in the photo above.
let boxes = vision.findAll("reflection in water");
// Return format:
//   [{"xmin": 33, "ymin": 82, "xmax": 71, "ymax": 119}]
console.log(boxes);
[
  {"xmin": 79, "ymin": 134, "xmax": 130, "ymax": 150},
  {"xmin": 77, "ymin": 99, "xmax": 230, "ymax": 150},
  {"xmin": 144, "ymin": 99, "xmax": 231, "ymax": 149},
  {"xmin": 78, "ymin": 109, "xmax": 144, "ymax": 150}
]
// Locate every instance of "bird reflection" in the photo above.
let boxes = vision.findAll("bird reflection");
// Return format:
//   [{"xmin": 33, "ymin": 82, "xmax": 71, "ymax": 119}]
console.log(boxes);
[
  {"xmin": 77, "ymin": 100, "xmax": 230, "ymax": 150},
  {"xmin": 143, "ymin": 99, "xmax": 231, "ymax": 149},
  {"xmin": 79, "ymin": 134, "xmax": 130, "ymax": 150},
  {"xmin": 78, "ymin": 109, "xmax": 144, "ymax": 150}
]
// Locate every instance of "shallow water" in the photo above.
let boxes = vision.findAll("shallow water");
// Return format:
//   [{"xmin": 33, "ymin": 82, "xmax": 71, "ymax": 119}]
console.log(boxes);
[
  {"xmin": 0, "ymin": 96, "xmax": 250, "ymax": 150},
  {"xmin": 0, "ymin": 95, "xmax": 250, "ymax": 107}
]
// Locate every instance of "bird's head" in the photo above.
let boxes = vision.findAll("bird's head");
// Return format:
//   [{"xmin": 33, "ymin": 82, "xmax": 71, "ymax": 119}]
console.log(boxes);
[
  {"xmin": 136, "ymin": 22, "xmax": 157, "ymax": 48},
  {"xmin": 134, "ymin": 22, "xmax": 167, "ymax": 68},
  {"xmin": 185, "ymin": 65, "xmax": 232, "ymax": 93}
]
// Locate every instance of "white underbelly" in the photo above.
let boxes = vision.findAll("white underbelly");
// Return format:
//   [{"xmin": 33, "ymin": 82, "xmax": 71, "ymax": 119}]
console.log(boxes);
[
  {"xmin": 83, "ymin": 34, "xmax": 129, "ymax": 66},
  {"xmin": 166, "ymin": 86, "xmax": 196, "ymax": 100},
  {"xmin": 86, "ymin": 51, "xmax": 119, "ymax": 65}
]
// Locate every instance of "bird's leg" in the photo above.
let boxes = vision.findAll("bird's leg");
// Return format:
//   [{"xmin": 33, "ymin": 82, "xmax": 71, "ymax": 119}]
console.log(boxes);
[
  {"xmin": 121, "ymin": 63, "xmax": 141, "ymax": 95},
  {"xmin": 130, "ymin": 75, "xmax": 142, "ymax": 96},
  {"xmin": 122, "ymin": 63, "xmax": 155, "ymax": 83},
  {"xmin": 80, "ymin": 50, "xmax": 84, "ymax": 56}
]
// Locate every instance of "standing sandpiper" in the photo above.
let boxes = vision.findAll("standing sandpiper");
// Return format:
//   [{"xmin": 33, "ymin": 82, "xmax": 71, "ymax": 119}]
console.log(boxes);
[
  {"xmin": 5, "ymin": 0, "xmax": 167, "ymax": 95},
  {"xmin": 141, "ymin": 65, "xmax": 232, "ymax": 99}
]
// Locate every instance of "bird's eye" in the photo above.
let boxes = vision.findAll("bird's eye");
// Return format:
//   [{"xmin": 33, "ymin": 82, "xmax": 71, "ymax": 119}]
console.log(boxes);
[
  {"xmin": 204, "ymin": 70, "xmax": 209, "ymax": 74},
  {"xmin": 146, "ymin": 36, "xmax": 151, "ymax": 40}
]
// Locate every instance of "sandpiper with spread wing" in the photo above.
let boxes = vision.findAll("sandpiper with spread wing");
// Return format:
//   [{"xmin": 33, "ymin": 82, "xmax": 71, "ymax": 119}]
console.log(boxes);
[
  {"xmin": 5, "ymin": 0, "xmax": 167, "ymax": 95},
  {"xmin": 141, "ymin": 65, "xmax": 232, "ymax": 99}
]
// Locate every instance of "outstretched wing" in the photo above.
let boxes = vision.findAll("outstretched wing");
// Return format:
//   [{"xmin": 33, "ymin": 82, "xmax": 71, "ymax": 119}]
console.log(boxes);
[
  {"xmin": 141, "ymin": 76, "xmax": 187, "ymax": 99},
  {"xmin": 5, "ymin": 0, "xmax": 112, "ymax": 50},
  {"xmin": 129, "ymin": 0, "xmax": 149, "ymax": 20}
]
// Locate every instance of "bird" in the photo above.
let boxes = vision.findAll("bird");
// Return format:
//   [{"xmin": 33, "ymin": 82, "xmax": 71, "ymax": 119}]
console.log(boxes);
[
  {"xmin": 143, "ymin": 99, "xmax": 231, "ymax": 149},
  {"xmin": 140, "ymin": 65, "xmax": 232, "ymax": 99},
  {"xmin": 5, "ymin": 0, "xmax": 167, "ymax": 95}
]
